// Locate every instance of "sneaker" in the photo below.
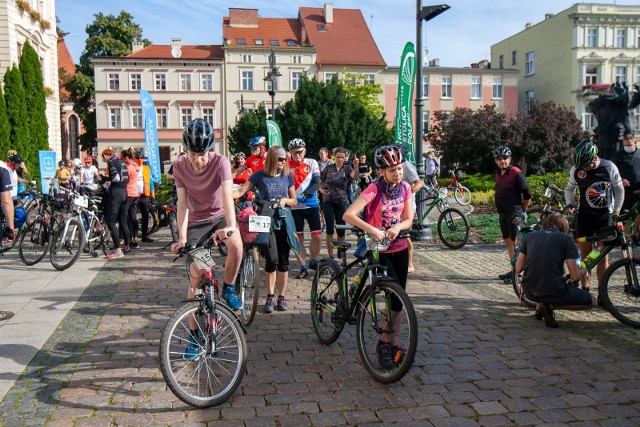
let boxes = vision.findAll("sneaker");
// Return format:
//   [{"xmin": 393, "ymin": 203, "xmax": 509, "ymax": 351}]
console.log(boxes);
[
  {"xmin": 296, "ymin": 267, "xmax": 309, "ymax": 279},
  {"xmin": 183, "ymin": 334, "xmax": 200, "ymax": 361},
  {"xmin": 130, "ymin": 242, "xmax": 139, "ymax": 249},
  {"xmin": 141, "ymin": 237, "xmax": 154, "ymax": 243},
  {"xmin": 540, "ymin": 304, "xmax": 559, "ymax": 328},
  {"xmin": 534, "ymin": 307, "xmax": 544, "ymax": 320},
  {"xmin": 596, "ymin": 294, "xmax": 605, "ymax": 308},
  {"xmin": 105, "ymin": 249, "xmax": 124, "ymax": 260},
  {"xmin": 122, "ymin": 247, "xmax": 133, "ymax": 255},
  {"xmin": 308, "ymin": 259, "xmax": 319, "ymax": 270},
  {"xmin": 376, "ymin": 341, "xmax": 395, "ymax": 368},
  {"xmin": 407, "ymin": 265, "xmax": 415, "ymax": 273},
  {"xmin": 277, "ymin": 295, "xmax": 288, "ymax": 311},
  {"xmin": 222, "ymin": 285, "xmax": 242, "ymax": 310},
  {"xmin": 498, "ymin": 271, "xmax": 511, "ymax": 280},
  {"xmin": 264, "ymin": 295, "xmax": 275, "ymax": 314}
]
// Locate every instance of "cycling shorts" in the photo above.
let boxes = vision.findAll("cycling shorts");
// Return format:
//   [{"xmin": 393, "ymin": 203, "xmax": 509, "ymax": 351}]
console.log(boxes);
[
  {"xmin": 187, "ymin": 215, "xmax": 227, "ymax": 246},
  {"xmin": 292, "ymin": 207, "xmax": 322, "ymax": 235},
  {"xmin": 498, "ymin": 207, "xmax": 522, "ymax": 241},
  {"xmin": 576, "ymin": 211, "xmax": 611, "ymax": 238}
]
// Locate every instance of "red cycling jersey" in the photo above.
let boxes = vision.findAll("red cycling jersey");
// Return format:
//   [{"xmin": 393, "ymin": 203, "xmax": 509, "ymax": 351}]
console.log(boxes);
[{"xmin": 245, "ymin": 154, "xmax": 265, "ymax": 172}]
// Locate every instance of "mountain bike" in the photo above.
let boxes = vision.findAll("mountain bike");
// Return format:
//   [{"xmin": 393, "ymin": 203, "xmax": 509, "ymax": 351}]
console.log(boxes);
[
  {"xmin": 236, "ymin": 244, "xmax": 260, "ymax": 326},
  {"xmin": 414, "ymin": 188, "xmax": 470, "ymax": 249},
  {"xmin": 311, "ymin": 224, "xmax": 418, "ymax": 383},
  {"xmin": 49, "ymin": 189, "xmax": 87, "ymax": 270},
  {"xmin": 523, "ymin": 181, "xmax": 576, "ymax": 235},
  {"xmin": 439, "ymin": 169, "xmax": 471, "ymax": 205},
  {"xmin": 18, "ymin": 191, "xmax": 61, "ymax": 265},
  {"xmin": 159, "ymin": 230, "xmax": 247, "ymax": 408}
]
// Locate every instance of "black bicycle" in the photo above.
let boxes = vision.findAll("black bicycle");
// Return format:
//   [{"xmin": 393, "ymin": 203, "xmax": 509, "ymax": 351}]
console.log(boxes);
[{"xmin": 311, "ymin": 224, "xmax": 418, "ymax": 383}]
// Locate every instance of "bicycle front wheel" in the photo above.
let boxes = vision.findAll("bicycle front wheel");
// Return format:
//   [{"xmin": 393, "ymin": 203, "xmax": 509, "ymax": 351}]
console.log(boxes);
[
  {"xmin": 50, "ymin": 218, "xmax": 86, "ymax": 271},
  {"xmin": 237, "ymin": 247, "xmax": 260, "ymax": 326},
  {"xmin": 437, "ymin": 208, "xmax": 469, "ymax": 249},
  {"xmin": 356, "ymin": 279, "xmax": 418, "ymax": 384},
  {"xmin": 169, "ymin": 212, "xmax": 179, "ymax": 243},
  {"xmin": 310, "ymin": 258, "xmax": 344, "ymax": 344},
  {"xmin": 159, "ymin": 302, "xmax": 247, "ymax": 407},
  {"xmin": 18, "ymin": 218, "xmax": 52, "ymax": 265},
  {"xmin": 453, "ymin": 185, "xmax": 472, "ymax": 205},
  {"xmin": 600, "ymin": 257, "xmax": 640, "ymax": 328}
]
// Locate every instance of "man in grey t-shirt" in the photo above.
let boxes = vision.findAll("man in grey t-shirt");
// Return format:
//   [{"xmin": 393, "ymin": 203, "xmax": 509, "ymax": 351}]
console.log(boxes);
[{"xmin": 402, "ymin": 159, "xmax": 422, "ymax": 273}]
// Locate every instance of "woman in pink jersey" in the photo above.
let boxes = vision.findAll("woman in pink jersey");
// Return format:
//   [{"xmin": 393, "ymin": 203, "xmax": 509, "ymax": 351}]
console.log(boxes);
[
  {"xmin": 343, "ymin": 144, "xmax": 414, "ymax": 369},
  {"xmin": 122, "ymin": 149, "xmax": 141, "ymax": 248}
]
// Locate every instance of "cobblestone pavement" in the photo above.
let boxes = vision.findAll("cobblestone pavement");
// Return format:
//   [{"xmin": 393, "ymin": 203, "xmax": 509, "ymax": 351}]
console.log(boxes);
[{"xmin": 1, "ymin": 230, "xmax": 640, "ymax": 426}]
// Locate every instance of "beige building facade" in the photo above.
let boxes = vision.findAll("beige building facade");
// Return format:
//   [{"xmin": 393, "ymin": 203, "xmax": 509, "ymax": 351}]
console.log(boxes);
[
  {"xmin": 491, "ymin": 3, "xmax": 640, "ymax": 132},
  {"xmin": 0, "ymin": 0, "xmax": 60, "ymax": 155}
]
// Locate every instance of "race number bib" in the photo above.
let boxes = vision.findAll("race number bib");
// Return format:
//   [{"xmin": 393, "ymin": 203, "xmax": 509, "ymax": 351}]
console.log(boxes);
[
  {"xmin": 190, "ymin": 247, "xmax": 216, "ymax": 270},
  {"xmin": 249, "ymin": 215, "xmax": 271, "ymax": 232}
]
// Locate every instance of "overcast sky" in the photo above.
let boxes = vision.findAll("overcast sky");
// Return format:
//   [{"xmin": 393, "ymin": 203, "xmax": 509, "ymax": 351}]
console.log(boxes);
[{"xmin": 57, "ymin": 1, "xmax": 638, "ymax": 68}]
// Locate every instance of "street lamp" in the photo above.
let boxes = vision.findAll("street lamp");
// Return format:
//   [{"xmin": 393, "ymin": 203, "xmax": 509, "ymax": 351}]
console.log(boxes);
[
  {"xmin": 264, "ymin": 49, "xmax": 282, "ymax": 119},
  {"xmin": 415, "ymin": 2, "xmax": 449, "ymax": 225}
]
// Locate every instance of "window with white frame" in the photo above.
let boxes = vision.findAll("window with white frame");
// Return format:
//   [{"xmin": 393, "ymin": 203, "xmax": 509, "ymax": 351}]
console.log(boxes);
[
  {"xmin": 636, "ymin": 66, "xmax": 640, "ymax": 85},
  {"xmin": 637, "ymin": 32, "xmax": 640, "ymax": 49},
  {"xmin": 181, "ymin": 108, "xmax": 192, "ymax": 128},
  {"xmin": 325, "ymin": 72, "xmax": 337, "ymax": 83},
  {"xmin": 471, "ymin": 76, "xmax": 481, "ymax": 99},
  {"xmin": 291, "ymin": 71, "xmax": 303, "ymax": 91},
  {"xmin": 202, "ymin": 108, "xmax": 214, "ymax": 127},
  {"xmin": 422, "ymin": 76, "xmax": 430, "ymax": 98},
  {"xmin": 586, "ymin": 28, "xmax": 597, "ymax": 48},
  {"xmin": 585, "ymin": 66, "xmax": 598, "ymax": 85},
  {"xmin": 180, "ymin": 74, "xmax": 192, "ymax": 91},
  {"xmin": 241, "ymin": 54, "xmax": 252, "ymax": 63},
  {"xmin": 492, "ymin": 76, "xmax": 503, "ymax": 99},
  {"xmin": 109, "ymin": 73, "xmax": 120, "ymax": 91},
  {"xmin": 511, "ymin": 50, "xmax": 517, "ymax": 66},
  {"xmin": 109, "ymin": 108, "xmax": 121, "ymax": 128},
  {"xmin": 241, "ymin": 70, "xmax": 254, "ymax": 91},
  {"xmin": 635, "ymin": 107, "xmax": 640, "ymax": 131},
  {"xmin": 615, "ymin": 66, "xmax": 627, "ymax": 84},
  {"xmin": 422, "ymin": 110, "xmax": 430, "ymax": 133},
  {"xmin": 363, "ymin": 73, "xmax": 375, "ymax": 85},
  {"xmin": 130, "ymin": 73, "xmax": 141, "ymax": 91},
  {"xmin": 292, "ymin": 55, "xmax": 302, "ymax": 64},
  {"xmin": 616, "ymin": 29, "xmax": 627, "ymax": 48},
  {"xmin": 131, "ymin": 107, "xmax": 143, "ymax": 129},
  {"xmin": 155, "ymin": 73, "xmax": 166, "ymax": 91},
  {"xmin": 441, "ymin": 75, "xmax": 452, "ymax": 98},
  {"xmin": 156, "ymin": 108, "xmax": 167, "ymax": 128},
  {"xmin": 583, "ymin": 112, "xmax": 597, "ymax": 131},
  {"xmin": 201, "ymin": 74, "xmax": 213, "ymax": 91},
  {"xmin": 525, "ymin": 51, "xmax": 535, "ymax": 76},
  {"xmin": 525, "ymin": 90, "xmax": 535, "ymax": 116}
]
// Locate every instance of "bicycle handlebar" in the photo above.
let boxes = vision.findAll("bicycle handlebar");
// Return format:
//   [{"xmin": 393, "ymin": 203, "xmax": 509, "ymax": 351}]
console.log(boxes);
[
  {"xmin": 335, "ymin": 224, "xmax": 418, "ymax": 239},
  {"xmin": 173, "ymin": 230, "xmax": 234, "ymax": 261}
]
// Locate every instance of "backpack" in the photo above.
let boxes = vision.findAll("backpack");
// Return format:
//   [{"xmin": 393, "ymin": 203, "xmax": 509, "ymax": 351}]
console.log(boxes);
[{"xmin": 237, "ymin": 204, "xmax": 269, "ymax": 246}]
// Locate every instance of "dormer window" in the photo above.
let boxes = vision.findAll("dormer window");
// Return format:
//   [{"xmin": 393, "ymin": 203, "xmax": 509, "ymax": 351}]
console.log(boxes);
[
  {"xmin": 237, "ymin": 38, "xmax": 246, "ymax": 45},
  {"xmin": 286, "ymin": 40, "xmax": 296, "ymax": 47},
  {"xmin": 318, "ymin": 24, "xmax": 327, "ymax": 31},
  {"xmin": 270, "ymin": 40, "xmax": 280, "ymax": 46},
  {"xmin": 255, "ymin": 39, "xmax": 264, "ymax": 45}
]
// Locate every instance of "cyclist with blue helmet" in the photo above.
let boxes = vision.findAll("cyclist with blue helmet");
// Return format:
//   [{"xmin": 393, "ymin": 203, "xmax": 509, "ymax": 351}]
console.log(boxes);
[{"xmin": 244, "ymin": 136, "xmax": 267, "ymax": 173}]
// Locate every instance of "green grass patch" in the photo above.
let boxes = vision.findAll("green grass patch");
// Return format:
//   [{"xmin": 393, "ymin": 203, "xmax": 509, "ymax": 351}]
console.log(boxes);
[{"xmin": 468, "ymin": 213, "xmax": 501, "ymax": 244}]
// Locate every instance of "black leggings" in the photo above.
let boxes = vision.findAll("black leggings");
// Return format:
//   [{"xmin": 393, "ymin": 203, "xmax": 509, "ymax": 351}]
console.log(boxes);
[
  {"xmin": 127, "ymin": 197, "xmax": 139, "ymax": 239},
  {"xmin": 262, "ymin": 227, "xmax": 291, "ymax": 273},
  {"xmin": 323, "ymin": 201, "xmax": 348, "ymax": 237},
  {"xmin": 107, "ymin": 187, "xmax": 130, "ymax": 249},
  {"xmin": 378, "ymin": 248, "xmax": 409, "ymax": 312},
  {"xmin": 137, "ymin": 196, "xmax": 150, "ymax": 238}
]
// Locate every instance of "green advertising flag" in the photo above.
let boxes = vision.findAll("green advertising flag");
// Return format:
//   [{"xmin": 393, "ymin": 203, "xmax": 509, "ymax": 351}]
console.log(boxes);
[
  {"xmin": 266, "ymin": 119, "xmax": 282, "ymax": 147},
  {"xmin": 394, "ymin": 42, "xmax": 417, "ymax": 166}
]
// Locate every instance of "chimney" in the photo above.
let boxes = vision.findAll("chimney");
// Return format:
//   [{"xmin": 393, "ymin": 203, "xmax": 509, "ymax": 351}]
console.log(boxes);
[
  {"xmin": 171, "ymin": 38, "xmax": 182, "ymax": 48},
  {"xmin": 470, "ymin": 63, "xmax": 479, "ymax": 69},
  {"xmin": 324, "ymin": 3, "xmax": 333, "ymax": 24},
  {"xmin": 132, "ymin": 41, "xmax": 144, "ymax": 53},
  {"xmin": 429, "ymin": 58, "xmax": 440, "ymax": 67},
  {"xmin": 229, "ymin": 8, "xmax": 259, "ymax": 27},
  {"xmin": 525, "ymin": 22, "xmax": 533, "ymax": 29},
  {"xmin": 545, "ymin": 13, "xmax": 554, "ymax": 20}
]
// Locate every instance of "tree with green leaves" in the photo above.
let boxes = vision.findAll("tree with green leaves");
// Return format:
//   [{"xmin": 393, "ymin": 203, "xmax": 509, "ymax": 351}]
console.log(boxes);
[
  {"xmin": 4, "ymin": 65, "xmax": 29, "ymax": 162},
  {"xmin": 340, "ymin": 71, "xmax": 385, "ymax": 119},
  {"xmin": 0, "ymin": 85, "xmax": 11, "ymax": 157},
  {"xmin": 19, "ymin": 41, "xmax": 48, "ymax": 170},
  {"xmin": 63, "ymin": 11, "xmax": 150, "ymax": 151},
  {"xmin": 227, "ymin": 104, "xmax": 268, "ymax": 156}
]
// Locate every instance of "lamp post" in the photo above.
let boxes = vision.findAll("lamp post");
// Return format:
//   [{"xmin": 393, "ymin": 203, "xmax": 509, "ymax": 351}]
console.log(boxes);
[
  {"xmin": 415, "ymin": 2, "xmax": 449, "ymax": 223},
  {"xmin": 264, "ymin": 49, "xmax": 282, "ymax": 119}
]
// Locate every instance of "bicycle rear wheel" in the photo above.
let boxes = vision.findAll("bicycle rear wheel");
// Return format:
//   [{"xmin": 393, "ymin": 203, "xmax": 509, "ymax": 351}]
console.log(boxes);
[
  {"xmin": 511, "ymin": 266, "xmax": 536, "ymax": 308},
  {"xmin": 600, "ymin": 257, "xmax": 640, "ymax": 328},
  {"xmin": 437, "ymin": 208, "xmax": 469, "ymax": 249},
  {"xmin": 453, "ymin": 185, "xmax": 472, "ymax": 205},
  {"xmin": 159, "ymin": 302, "xmax": 247, "ymax": 407},
  {"xmin": 18, "ymin": 218, "xmax": 52, "ymax": 265},
  {"xmin": 356, "ymin": 279, "xmax": 417, "ymax": 384},
  {"xmin": 50, "ymin": 218, "xmax": 86, "ymax": 271},
  {"xmin": 310, "ymin": 258, "xmax": 344, "ymax": 344},
  {"xmin": 237, "ymin": 247, "xmax": 260, "ymax": 326}
]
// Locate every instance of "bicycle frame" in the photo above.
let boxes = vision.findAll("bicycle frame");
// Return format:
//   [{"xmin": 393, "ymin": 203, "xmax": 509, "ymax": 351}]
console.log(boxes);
[{"xmin": 414, "ymin": 192, "xmax": 449, "ymax": 225}]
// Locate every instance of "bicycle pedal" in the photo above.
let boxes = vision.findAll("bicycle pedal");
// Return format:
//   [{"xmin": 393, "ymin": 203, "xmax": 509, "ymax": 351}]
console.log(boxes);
[{"xmin": 347, "ymin": 316, "xmax": 357, "ymax": 325}]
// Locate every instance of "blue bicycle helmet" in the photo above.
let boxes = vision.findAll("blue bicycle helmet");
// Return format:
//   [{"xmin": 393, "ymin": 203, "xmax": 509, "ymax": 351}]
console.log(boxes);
[{"xmin": 249, "ymin": 136, "xmax": 266, "ymax": 147}]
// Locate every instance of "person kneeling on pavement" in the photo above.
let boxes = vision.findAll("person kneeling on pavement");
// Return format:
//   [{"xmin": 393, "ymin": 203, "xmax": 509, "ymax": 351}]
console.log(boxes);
[{"xmin": 515, "ymin": 212, "xmax": 596, "ymax": 328}]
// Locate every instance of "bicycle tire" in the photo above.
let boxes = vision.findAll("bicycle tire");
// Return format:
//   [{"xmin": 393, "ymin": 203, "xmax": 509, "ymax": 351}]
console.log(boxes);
[
  {"xmin": 453, "ymin": 185, "xmax": 472, "ymax": 206},
  {"xmin": 50, "ymin": 218, "xmax": 86, "ymax": 271},
  {"xmin": 310, "ymin": 258, "xmax": 345, "ymax": 344},
  {"xmin": 510, "ymin": 266, "xmax": 536, "ymax": 308},
  {"xmin": 218, "ymin": 242, "xmax": 228, "ymax": 257},
  {"xmin": 437, "ymin": 208, "xmax": 469, "ymax": 249},
  {"xmin": 146, "ymin": 205, "xmax": 160, "ymax": 235},
  {"xmin": 237, "ymin": 247, "xmax": 260, "ymax": 326},
  {"xmin": 600, "ymin": 257, "xmax": 640, "ymax": 328},
  {"xmin": 169, "ymin": 212, "xmax": 179, "ymax": 244},
  {"xmin": 87, "ymin": 217, "xmax": 108, "ymax": 258},
  {"xmin": 356, "ymin": 279, "xmax": 418, "ymax": 384},
  {"xmin": 159, "ymin": 301, "xmax": 247, "ymax": 407},
  {"xmin": 523, "ymin": 206, "xmax": 545, "ymax": 229},
  {"xmin": 18, "ymin": 218, "xmax": 52, "ymax": 265}
]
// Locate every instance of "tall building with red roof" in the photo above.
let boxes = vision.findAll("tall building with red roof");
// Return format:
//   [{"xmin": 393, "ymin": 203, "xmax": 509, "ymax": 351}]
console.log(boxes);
[{"xmin": 58, "ymin": 37, "xmax": 84, "ymax": 160}]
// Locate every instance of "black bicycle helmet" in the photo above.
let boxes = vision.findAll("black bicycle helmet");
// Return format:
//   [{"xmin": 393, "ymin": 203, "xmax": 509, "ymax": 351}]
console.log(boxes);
[
  {"xmin": 493, "ymin": 145, "xmax": 511, "ymax": 159},
  {"xmin": 374, "ymin": 145, "xmax": 406, "ymax": 168},
  {"xmin": 8, "ymin": 154, "xmax": 24, "ymax": 164},
  {"xmin": 182, "ymin": 118, "xmax": 215, "ymax": 153},
  {"xmin": 574, "ymin": 138, "xmax": 598, "ymax": 169},
  {"xmin": 287, "ymin": 138, "xmax": 306, "ymax": 150}
]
